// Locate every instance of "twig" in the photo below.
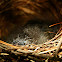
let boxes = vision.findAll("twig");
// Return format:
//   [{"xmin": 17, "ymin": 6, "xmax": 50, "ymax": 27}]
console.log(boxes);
[
  {"xmin": 38, "ymin": 48, "xmax": 57, "ymax": 54},
  {"xmin": 49, "ymin": 22, "xmax": 62, "ymax": 27},
  {"xmin": 0, "ymin": 40, "xmax": 20, "ymax": 49},
  {"xmin": 54, "ymin": 37, "xmax": 62, "ymax": 57},
  {"xmin": 55, "ymin": 27, "xmax": 62, "ymax": 35},
  {"xmin": 49, "ymin": 31, "xmax": 62, "ymax": 41}
]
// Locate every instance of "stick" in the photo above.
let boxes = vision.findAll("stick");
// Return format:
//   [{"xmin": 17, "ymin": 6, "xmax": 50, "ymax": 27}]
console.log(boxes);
[
  {"xmin": 49, "ymin": 22, "xmax": 62, "ymax": 27},
  {"xmin": 54, "ymin": 37, "xmax": 62, "ymax": 57}
]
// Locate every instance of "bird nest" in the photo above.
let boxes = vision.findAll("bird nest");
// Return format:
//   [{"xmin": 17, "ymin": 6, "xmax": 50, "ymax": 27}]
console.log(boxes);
[
  {"xmin": 0, "ymin": 27, "xmax": 62, "ymax": 62},
  {"xmin": 0, "ymin": 0, "xmax": 62, "ymax": 61}
]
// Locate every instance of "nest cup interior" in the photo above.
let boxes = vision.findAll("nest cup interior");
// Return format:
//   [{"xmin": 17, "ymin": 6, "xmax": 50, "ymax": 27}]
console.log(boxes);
[
  {"xmin": 5, "ymin": 20, "xmax": 60, "ymax": 45},
  {"xmin": 0, "ymin": 0, "xmax": 61, "ymax": 45}
]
